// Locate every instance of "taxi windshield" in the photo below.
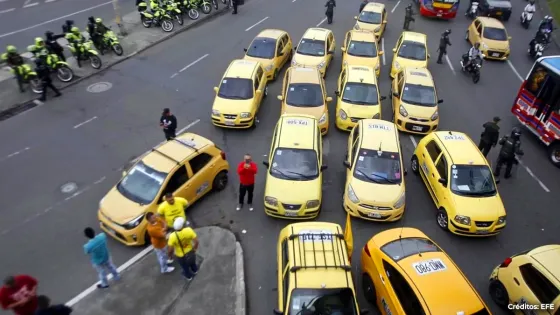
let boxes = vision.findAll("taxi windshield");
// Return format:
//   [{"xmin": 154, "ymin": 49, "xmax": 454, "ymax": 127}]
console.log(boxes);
[
  {"xmin": 353, "ymin": 149, "xmax": 402, "ymax": 184},
  {"xmin": 218, "ymin": 78, "xmax": 254, "ymax": 100},
  {"xmin": 297, "ymin": 39, "xmax": 326, "ymax": 57},
  {"xmin": 451, "ymin": 165, "xmax": 497, "ymax": 197},
  {"xmin": 117, "ymin": 161, "xmax": 167, "ymax": 204},
  {"xmin": 401, "ymin": 84, "xmax": 437, "ymax": 106},
  {"xmin": 286, "ymin": 83, "xmax": 324, "ymax": 107},
  {"xmin": 287, "ymin": 288, "xmax": 358, "ymax": 315},
  {"xmin": 381, "ymin": 237, "xmax": 441, "ymax": 262},
  {"xmin": 270, "ymin": 148, "xmax": 319, "ymax": 181},
  {"xmin": 483, "ymin": 27, "xmax": 507, "ymax": 41},
  {"xmin": 347, "ymin": 41, "xmax": 377, "ymax": 57},
  {"xmin": 342, "ymin": 82, "xmax": 379, "ymax": 105},
  {"xmin": 397, "ymin": 41, "xmax": 426, "ymax": 60},
  {"xmin": 358, "ymin": 11, "xmax": 382, "ymax": 24},
  {"xmin": 246, "ymin": 37, "xmax": 276, "ymax": 59}
]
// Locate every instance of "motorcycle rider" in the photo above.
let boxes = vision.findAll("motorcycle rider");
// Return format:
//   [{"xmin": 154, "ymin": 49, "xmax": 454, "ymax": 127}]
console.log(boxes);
[
  {"xmin": 65, "ymin": 26, "xmax": 86, "ymax": 67},
  {"xmin": 463, "ymin": 42, "xmax": 483, "ymax": 71},
  {"xmin": 30, "ymin": 37, "xmax": 49, "ymax": 58},
  {"xmin": 45, "ymin": 31, "xmax": 66, "ymax": 62},
  {"xmin": 465, "ymin": 0, "xmax": 478, "ymax": 15},
  {"xmin": 437, "ymin": 29, "xmax": 452, "ymax": 64},
  {"xmin": 478, "ymin": 116, "xmax": 500, "ymax": 157},
  {"xmin": 494, "ymin": 127, "xmax": 524, "ymax": 182},
  {"xmin": 87, "ymin": 17, "xmax": 110, "ymax": 51},
  {"xmin": 403, "ymin": 4, "xmax": 415, "ymax": 30},
  {"xmin": 522, "ymin": 0, "xmax": 536, "ymax": 23},
  {"xmin": 325, "ymin": 0, "xmax": 336, "ymax": 24},
  {"xmin": 537, "ymin": 16, "xmax": 554, "ymax": 43},
  {"xmin": 1, "ymin": 45, "xmax": 26, "ymax": 92}
]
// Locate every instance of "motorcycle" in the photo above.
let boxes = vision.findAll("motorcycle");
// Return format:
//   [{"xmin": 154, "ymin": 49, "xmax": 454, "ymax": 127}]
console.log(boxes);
[
  {"xmin": 466, "ymin": 1, "xmax": 478, "ymax": 19},
  {"xmin": 0, "ymin": 56, "xmax": 43, "ymax": 93},
  {"xmin": 98, "ymin": 30, "xmax": 124, "ymax": 56},
  {"xmin": 192, "ymin": 0, "xmax": 212, "ymax": 14},
  {"xmin": 460, "ymin": 54, "xmax": 484, "ymax": 83},
  {"xmin": 536, "ymin": 28, "xmax": 552, "ymax": 49},
  {"xmin": 175, "ymin": 0, "xmax": 200, "ymax": 20},
  {"xmin": 66, "ymin": 40, "xmax": 102, "ymax": 69},
  {"xmin": 528, "ymin": 39, "xmax": 545, "ymax": 59},
  {"xmin": 28, "ymin": 48, "xmax": 74, "ymax": 82},
  {"xmin": 164, "ymin": 0, "xmax": 184, "ymax": 26},
  {"xmin": 520, "ymin": 6, "xmax": 534, "ymax": 29},
  {"xmin": 138, "ymin": 1, "xmax": 175, "ymax": 32}
]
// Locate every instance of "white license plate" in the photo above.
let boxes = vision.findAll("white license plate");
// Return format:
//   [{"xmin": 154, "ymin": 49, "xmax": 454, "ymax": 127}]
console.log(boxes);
[
  {"xmin": 368, "ymin": 213, "xmax": 382, "ymax": 218},
  {"xmin": 492, "ymin": 53, "xmax": 500, "ymax": 57},
  {"xmin": 285, "ymin": 211, "xmax": 298, "ymax": 217},
  {"xmin": 225, "ymin": 121, "xmax": 235, "ymax": 126},
  {"xmin": 412, "ymin": 126, "xmax": 423, "ymax": 131},
  {"xmin": 476, "ymin": 230, "xmax": 490, "ymax": 234}
]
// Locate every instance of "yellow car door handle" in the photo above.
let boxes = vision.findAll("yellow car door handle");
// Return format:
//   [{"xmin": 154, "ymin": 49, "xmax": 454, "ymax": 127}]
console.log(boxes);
[{"xmin": 513, "ymin": 278, "xmax": 520, "ymax": 286}]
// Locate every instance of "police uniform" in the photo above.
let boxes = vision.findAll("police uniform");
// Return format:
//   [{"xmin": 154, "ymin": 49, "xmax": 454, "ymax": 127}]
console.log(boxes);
[
  {"xmin": 478, "ymin": 119, "xmax": 500, "ymax": 157},
  {"xmin": 35, "ymin": 59, "xmax": 61, "ymax": 101},
  {"xmin": 494, "ymin": 130, "xmax": 524, "ymax": 179},
  {"xmin": 437, "ymin": 32, "xmax": 451, "ymax": 64}
]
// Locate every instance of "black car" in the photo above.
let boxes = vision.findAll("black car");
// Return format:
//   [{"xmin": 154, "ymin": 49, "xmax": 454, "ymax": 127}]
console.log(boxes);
[{"xmin": 478, "ymin": 0, "xmax": 512, "ymax": 21}]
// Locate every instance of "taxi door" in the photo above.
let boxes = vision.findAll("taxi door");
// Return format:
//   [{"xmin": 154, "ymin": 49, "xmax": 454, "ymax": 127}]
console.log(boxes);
[
  {"xmin": 393, "ymin": 34, "xmax": 403, "ymax": 55},
  {"xmin": 469, "ymin": 19, "xmax": 483, "ymax": 45},
  {"xmin": 274, "ymin": 37, "xmax": 286, "ymax": 71},
  {"xmin": 342, "ymin": 31, "xmax": 352, "ymax": 65},
  {"xmin": 346, "ymin": 124, "xmax": 360, "ymax": 180},
  {"xmin": 380, "ymin": 9, "xmax": 387, "ymax": 34},
  {"xmin": 183, "ymin": 153, "xmax": 214, "ymax": 204},
  {"xmin": 279, "ymin": 69, "xmax": 291, "ymax": 112},
  {"xmin": 391, "ymin": 71, "xmax": 404, "ymax": 120},
  {"xmin": 327, "ymin": 32, "xmax": 336, "ymax": 66},
  {"xmin": 279, "ymin": 35, "xmax": 292, "ymax": 68},
  {"xmin": 510, "ymin": 261, "xmax": 559, "ymax": 314},
  {"xmin": 419, "ymin": 140, "xmax": 443, "ymax": 204},
  {"xmin": 276, "ymin": 237, "xmax": 290, "ymax": 312},
  {"xmin": 367, "ymin": 252, "xmax": 396, "ymax": 315},
  {"xmin": 378, "ymin": 257, "xmax": 405, "ymax": 314},
  {"xmin": 433, "ymin": 153, "xmax": 450, "ymax": 206},
  {"xmin": 163, "ymin": 164, "xmax": 191, "ymax": 202},
  {"xmin": 255, "ymin": 66, "xmax": 266, "ymax": 108}
]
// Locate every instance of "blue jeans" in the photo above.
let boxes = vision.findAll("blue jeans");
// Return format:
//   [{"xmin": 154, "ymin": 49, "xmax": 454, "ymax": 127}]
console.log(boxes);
[
  {"xmin": 93, "ymin": 258, "xmax": 120, "ymax": 286},
  {"xmin": 178, "ymin": 252, "xmax": 198, "ymax": 279},
  {"xmin": 154, "ymin": 247, "xmax": 170, "ymax": 273}
]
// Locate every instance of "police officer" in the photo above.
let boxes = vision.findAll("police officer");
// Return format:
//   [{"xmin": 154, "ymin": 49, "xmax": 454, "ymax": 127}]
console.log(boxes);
[
  {"xmin": 479, "ymin": 116, "xmax": 500, "ymax": 157},
  {"xmin": 403, "ymin": 4, "xmax": 415, "ymax": 30},
  {"xmin": 231, "ymin": 0, "xmax": 238, "ymax": 14},
  {"xmin": 325, "ymin": 0, "xmax": 336, "ymax": 24},
  {"xmin": 2, "ymin": 45, "xmax": 26, "ymax": 92},
  {"xmin": 494, "ymin": 127, "xmax": 524, "ymax": 181},
  {"xmin": 437, "ymin": 29, "xmax": 452, "ymax": 64},
  {"xmin": 35, "ymin": 58, "xmax": 61, "ymax": 102},
  {"xmin": 45, "ymin": 31, "xmax": 66, "ymax": 62}
]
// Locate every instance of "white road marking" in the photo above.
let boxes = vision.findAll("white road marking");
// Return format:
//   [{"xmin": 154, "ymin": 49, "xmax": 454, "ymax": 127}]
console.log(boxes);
[
  {"xmin": 381, "ymin": 38, "xmax": 386, "ymax": 65},
  {"xmin": 23, "ymin": 2, "xmax": 39, "ymax": 8},
  {"xmin": 391, "ymin": 0, "xmax": 401, "ymax": 13},
  {"xmin": 170, "ymin": 54, "xmax": 209, "ymax": 78},
  {"xmin": 409, "ymin": 135, "xmax": 417, "ymax": 147},
  {"xmin": 0, "ymin": 147, "xmax": 31, "ymax": 163},
  {"xmin": 245, "ymin": 16, "xmax": 269, "ymax": 32},
  {"xmin": 73, "ymin": 116, "xmax": 98, "ymax": 129},
  {"xmin": 177, "ymin": 118, "xmax": 201, "ymax": 134},
  {"xmin": 0, "ymin": 8, "xmax": 15, "ymax": 14},
  {"xmin": 445, "ymin": 55, "xmax": 456, "ymax": 75},
  {"xmin": 507, "ymin": 60, "xmax": 524, "ymax": 82},
  {"xmin": 316, "ymin": 17, "xmax": 327, "ymax": 27},
  {"xmin": 516, "ymin": 158, "xmax": 550, "ymax": 192},
  {"xmin": 292, "ymin": 0, "xmax": 296, "ymax": 2},
  {"xmin": 0, "ymin": 0, "xmax": 112, "ymax": 38},
  {"xmin": 66, "ymin": 245, "xmax": 154, "ymax": 307},
  {"xmin": 45, "ymin": 0, "xmax": 56, "ymax": 2}
]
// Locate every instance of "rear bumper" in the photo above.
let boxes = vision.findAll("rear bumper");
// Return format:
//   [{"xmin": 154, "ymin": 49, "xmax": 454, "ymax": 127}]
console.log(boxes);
[{"xmin": 419, "ymin": 6, "xmax": 457, "ymax": 19}]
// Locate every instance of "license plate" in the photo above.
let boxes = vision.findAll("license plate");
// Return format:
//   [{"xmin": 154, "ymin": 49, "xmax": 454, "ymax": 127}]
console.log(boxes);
[
  {"xmin": 476, "ymin": 230, "xmax": 490, "ymax": 234},
  {"xmin": 285, "ymin": 211, "xmax": 298, "ymax": 217},
  {"xmin": 412, "ymin": 126, "xmax": 423, "ymax": 131},
  {"xmin": 492, "ymin": 53, "xmax": 500, "ymax": 57},
  {"xmin": 225, "ymin": 121, "xmax": 235, "ymax": 126},
  {"xmin": 368, "ymin": 213, "xmax": 382, "ymax": 218},
  {"xmin": 496, "ymin": 11, "xmax": 502, "ymax": 15},
  {"xmin": 437, "ymin": 12, "xmax": 442, "ymax": 16}
]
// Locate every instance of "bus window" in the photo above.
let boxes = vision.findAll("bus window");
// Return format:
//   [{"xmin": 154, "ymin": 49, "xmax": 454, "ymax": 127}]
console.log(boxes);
[{"xmin": 527, "ymin": 66, "xmax": 549, "ymax": 95}]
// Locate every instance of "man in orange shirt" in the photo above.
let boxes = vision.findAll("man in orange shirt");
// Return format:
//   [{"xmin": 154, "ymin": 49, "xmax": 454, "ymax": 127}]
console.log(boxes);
[{"xmin": 146, "ymin": 212, "xmax": 175, "ymax": 274}]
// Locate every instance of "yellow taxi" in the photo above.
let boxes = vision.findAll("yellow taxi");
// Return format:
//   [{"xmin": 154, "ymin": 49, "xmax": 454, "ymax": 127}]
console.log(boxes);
[
  {"xmin": 391, "ymin": 67, "xmax": 442, "ymax": 134},
  {"xmin": 211, "ymin": 59, "xmax": 268, "ymax": 129},
  {"xmin": 278, "ymin": 67, "xmax": 331, "ymax": 135},
  {"xmin": 291, "ymin": 28, "xmax": 336, "ymax": 77},
  {"xmin": 98, "ymin": 133, "xmax": 230, "ymax": 246},
  {"xmin": 335, "ymin": 65, "xmax": 385, "ymax": 131},
  {"xmin": 466, "ymin": 17, "xmax": 511, "ymax": 60},
  {"xmin": 274, "ymin": 222, "xmax": 367, "ymax": 315},
  {"xmin": 390, "ymin": 31, "xmax": 429, "ymax": 79},
  {"xmin": 343, "ymin": 119, "xmax": 406, "ymax": 221},
  {"xmin": 353, "ymin": 2, "xmax": 387, "ymax": 39},
  {"xmin": 410, "ymin": 131, "xmax": 506, "ymax": 237},
  {"xmin": 341, "ymin": 30, "xmax": 383, "ymax": 77},
  {"xmin": 361, "ymin": 227, "xmax": 492, "ymax": 314},
  {"xmin": 263, "ymin": 114, "xmax": 327, "ymax": 219},
  {"xmin": 243, "ymin": 29, "xmax": 293, "ymax": 81},
  {"xmin": 489, "ymin": 245, "xmax": 560, "ymax": 311}
]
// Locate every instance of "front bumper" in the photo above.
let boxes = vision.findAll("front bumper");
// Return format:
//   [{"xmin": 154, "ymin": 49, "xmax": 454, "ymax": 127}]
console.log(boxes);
[
  {"xmin": 343, "ymin": 194, "xmax": 404, "ymax": 222},
  {"xmin": 98, "ymin": 214, "xmax": 146, "ymax": 246},
  {"xmin": 448, "ymin": 219, "xmax": 506, "ymax": 237},
  {"xmin": 264, "ymin": 201, "xmax": 321, "ymax": 219},
  {"xmin": 336, "ymin": 115, "xmax": 375, "ymax": 131},
  {"xmin": 212, "ymin": 114, "xmax": 255, "ymax": 129},
  {"xmin": 483, "ymin": 49, "xmax": 510, "ymax": 61},
  {"xmin": 395, "ymin": 115, "xmax": 438, "ymax": 134}
]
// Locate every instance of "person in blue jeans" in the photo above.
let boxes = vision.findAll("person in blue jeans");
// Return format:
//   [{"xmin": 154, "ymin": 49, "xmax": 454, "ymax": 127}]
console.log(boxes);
[{"xmin": 83, "ymin": 227, "xmax": 120, "ymax": 289}]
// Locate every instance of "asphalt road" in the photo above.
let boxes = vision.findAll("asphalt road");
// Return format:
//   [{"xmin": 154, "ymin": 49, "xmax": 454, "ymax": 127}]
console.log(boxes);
[
  {"xmin": 0, "ymin": 0, "xmax": 559, "ymax": 313},
  {"xmin": 0, "ymin": 0, "xmax": 136, "ymax": 51}
]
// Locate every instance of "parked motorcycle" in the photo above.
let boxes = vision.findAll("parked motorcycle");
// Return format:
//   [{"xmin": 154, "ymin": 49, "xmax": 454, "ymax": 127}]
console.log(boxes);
[
  {"xmin": 520, "ymin": 6, "xmax": 535, "ymax": 29},
  {"xmin": 460, "ymin": 54, "xmax": 483, "ymax": 83},
  {"xmin": 27, "ymin": 49, "xmax": 74, "ymax": 82},
  {"xmin": 528, "ymin": 38, "xmax": 545, "ymax": 59},
  {"xmin": 175, "ymin": 0, "xmax": 200, "ymax": 20},
  {"xmin": 138, "ymin": 1, "xmax": 174, "ymax": 32},
  {"xmin": 66, "ymin": 40, "xmax": 102, "ymax": 69},
  {"xmin": 0, "ymin": 57, "xmax": 43, "ymax": 93},
  {"xmin": 466, "ymin": 1, "xmax": 478, "ymax": 19},
  {"xmin": 192, "ymin": 0, "xmax": 212, "ymax": 14},
  {"xmin": 98, "ymin": 30, "xmax": 124, "ymax": 56},
  {"xmin": 164, "ymin": 0, "xmax": 184, "ymax": 26}
]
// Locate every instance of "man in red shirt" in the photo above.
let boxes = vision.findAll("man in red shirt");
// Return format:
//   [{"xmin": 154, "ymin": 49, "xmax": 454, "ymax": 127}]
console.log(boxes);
[
  {"xmin": 237, "ymin": 153, "xmax": 257, "ymax": 211},
  {"xmin": 0, "ymin": 275, "xmax": 38, "ymax": 315}
]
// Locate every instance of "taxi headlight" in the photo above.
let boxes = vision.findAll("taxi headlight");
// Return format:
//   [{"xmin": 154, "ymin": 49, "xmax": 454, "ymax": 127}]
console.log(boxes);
[
  {"xmin": 319, "ymin": 113, "xmax": 327, "ymax": 124},
  {"xmin": 212, "ymin": 109, "xmax": 220, "ymax": 116},
  {"xmin": 339, "ymin": 109, "xmax": 348, "ymax": 120},
  {"xmin": 393, "ymin": 192, "xmax": 406, "ymax": 209},
  {"xmin": 306, "ymin": 200, "xmax": 320, "ymax": 208},
  {"xmin": 372, "ymin": 113, "xmax": 380, "ymax": 119},
  {"xmin": 454, "ymin": 215, "xmax": 471, "ymax": 225},
  {"xmin": 431, "ymin": 110, "xmax": 439, "ymax": 121},
  {"xmin": 347, "ymin": 185, "xmax": 360, "ymax": 204},
  {"xmin": 291, "ymin": 60, "xmax": 297, "ymax": 66},
  {"xmin": 399, "ymin": 105, "xmax": 408, "ymax": 117},
  {"xmin": 498, "ymin": 216, "xmax": 506, "ymax": 225},
  {"xmin": 481, "ymin": 42, "xmax": 489, "ymax": 49},
  {"xmin": 122, "ymin": 214, "xmax": 144, "ymax": 230},
  {"xmin": 264, "ymin": 64, "xmax": 274, "ymax": 72},
  {"xmin": 394, "ymin": 61, "xmax": 401, "ymax": 70},
  {"xmin": 264, "ymin": 196, "xmax": 278, "ymax": 206},
  {"xmin": 240, "ymin": 112, "xmax": 252, "ymax": 118},
  {"xmin": 354, "ymin": 23, "xmax": 360, "ymax": 30},
  {"xmin": 374, "ymin": 26, "xmax": 381, "ymax": 32}
]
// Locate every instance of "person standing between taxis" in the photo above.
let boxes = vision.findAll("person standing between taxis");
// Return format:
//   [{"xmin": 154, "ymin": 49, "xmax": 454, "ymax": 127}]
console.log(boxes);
[
  {"xmin": 146, "ymin": 212, "xmax": 175, "ymax": 274},
  {"xmin": 160, "ymin": 108, "xmax": 177, "ymax": 141},
  {"xmin": 167, "ymin": 217, "xmax": 199, "ymax": 281},
  {"xmin": 237, "ymin": 154, "xmax": 257, "ymax": 211},
  {"xmin": 157, "ymin": 193, "xmax": 189, "ymax": 231},
  {"xmin": 479, "ymin": 116, "xmax": 501, "ymax": 158}
]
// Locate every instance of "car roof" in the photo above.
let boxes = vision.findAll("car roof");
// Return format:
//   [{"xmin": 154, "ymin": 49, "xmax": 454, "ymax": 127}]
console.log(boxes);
[
  {"xmin": 346, "ymin": 65, "xmax": 377, "ymax": 84},
  {"xmin": 281, "ymin": 222, "xmax": 353, "ymax": 289},
  {"xmin": 141, "ymin": 133, "xmax": 212, "ymax": 172},
  {"xmin": 477, "ymin": 16, "xmax": 505, "ymax": 28},
  {"xmin": 359, "ymin": 119, "xmax": 400, "ymax": 152},
  {"xmin": 225, "ymin": 59, "xmax": 260, "ymax": 79},
  {"xmin": 349, "ymin": 30, "xmax": 377, "ymax": 42},
  {"xmin": 402, "ymin": 31, "xmax": 428, "ymax": 43},
  {"xmin": 257, "ymin": 29, "xmax": 286, "ymax": 39},
  {"xmin": 404, "ymin": 68, "xmax": 435, "ymax": 86},
  {"xmin": 288, "ymin": 67, "xmax": 322, "ymax": 84},
  {"xmin": 277, "ymin": 114, "xmax": 319, "ymax": 150},
  {"xmin": 302, "ymin": 28, "xmax": 330, "ymax": 40},
  {"xmin": 529, "ymin": 245, "xmax": 560, "ymax": 283},
  {"xmin": 363, "ymin": 2, "xmax": 385, "ymax": 12},
  {"xmin": 432, "ymin": 131, "xmax": 487, "ymax": 165}
]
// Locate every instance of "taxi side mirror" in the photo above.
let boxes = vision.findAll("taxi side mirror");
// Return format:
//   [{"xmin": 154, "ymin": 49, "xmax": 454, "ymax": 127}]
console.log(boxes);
[
  {"xmin": 273, "ymin": 309, "xmax": 283, "ymax": 315},
  {"xmin": 428, "ymin": 54, "xmax": 431, "ymax": 58},
  {"xmin": 438, "ymin": 178, "xmax": 447, "ymax": 186},
  {"xmin": 340, "ymin": 47, "xmax": 346, "ymax": 52},
  {"xmin": 122, "ymin": 171, "xmax": 127, "ymax": 177},
  {"xmin": 243, "ymin": 48, "xmax": 247, "ymax": 52},
  {"xmin": 382, "ymin": 20, "xmax": 387, "ymax": 24},
  {"xmin": 277, "ymin": 95, "xmax": 283, "ymax": 101},
  {"xmin": 326, "ymin": 97, "xmax": 333, "ymax": 102},
  {"xmin": 438, "ymin": 99, "xmax": 443, "ymax": 104},
  {"xmin": 320, "ymin": 165, "xmax": 328, "ymax": 171},
  {"xmin": 335, "ymin": 90, "xmax": 340, "ymax": 96},
  {"xmin": 392, "ymin": 48, "xmax": 396, "ymax": 53},
  {"xmin": 256, "ymin": 90, "xmax": 262, "ymax": 95},
  {"xmin": 380, "ymin": 96, "xmax": 387, "ymax": 100},
  {"xmin": 508, "ymin": 36, "xmax": 512, "ymax": 40},
  {"xmin": 343, "ymin": 160, "xmax": 351, "ymax": 169},
  {"xmin": 213, "ymin": 87, "xmax": 219, "ymax": 93},
  {"xmin": 378, "ymin": 51, "xmax": 384, "ymax": 55},
  {"xmin": 263, "ymin": 161, "xmax": 270, "ymax": 168},
  {"xmin": 392, "ymin": 92, "xmax": 399, "ymax": 97}
]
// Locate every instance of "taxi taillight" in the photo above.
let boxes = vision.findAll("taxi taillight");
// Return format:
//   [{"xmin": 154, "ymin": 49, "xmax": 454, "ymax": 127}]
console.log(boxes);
[
  {"xmin": 363, "ymin": 244, "xmax": 371, "ymax": 257},
  {"xmin": 220, "ymin": 151, "xmax": 226, "ymax": 160},
  {"xmin": 500, "ymin": 257, "xmax": 513, "ymax": 268}
]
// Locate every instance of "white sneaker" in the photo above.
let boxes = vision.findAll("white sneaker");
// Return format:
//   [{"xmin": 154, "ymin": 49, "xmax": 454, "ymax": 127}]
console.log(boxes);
[
  {"xmin": 236, "ymin": 204, "xmax": 242, "ymax": 211},
  {"xmin": 167, "ymin": 259, "xmax": 174, "ymax": 264},
  {"xmin": 163, "ymin": 266, "xmax": 175, "ymax": 273},
  {"xmin": 249, "ymin": 204, "xmax": 254, "ymax": 211}
]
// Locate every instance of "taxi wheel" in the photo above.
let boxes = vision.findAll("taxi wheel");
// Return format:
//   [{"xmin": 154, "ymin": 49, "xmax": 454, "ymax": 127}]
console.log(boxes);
[
  {"xmin": 362, "ymin": 275, "xmax": 378, "ymax": 305},
  {"xmin": 436, "ymin": 208, "xmax": 449, "ymax": 231},
  {"xmin": 465, "ymin": 30, "xmax": 469, "ymax": 41},
  {"xmin": 489, "ymin": 280, "xmax": 509, "ymax": 307},
  {"xmin": 410, "ymin": 155, "xmax": 419, "ymax": 175},
  {"xmin": 264, "ymin": 85, "xmax": 268, "ymax": 98},
  {"xmin": 212, "ymin": 171, "xmax": 228, "ymax": 191}
]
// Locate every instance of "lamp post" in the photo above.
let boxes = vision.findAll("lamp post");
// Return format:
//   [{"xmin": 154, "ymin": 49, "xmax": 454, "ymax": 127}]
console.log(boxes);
[{"xmin": 113, "ymin": 0, "xmax": 128, "ymax": 36}]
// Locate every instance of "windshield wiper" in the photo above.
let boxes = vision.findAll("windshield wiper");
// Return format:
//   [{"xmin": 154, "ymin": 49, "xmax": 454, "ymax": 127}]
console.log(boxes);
[
  {"xmin": 355, "ymin": 169, "xmax": 383, "ymax": 183},
  {"xmin": 222, "ymin": 95, "xmax": 248, "ymax": 100},
  {"xmin": 369, "ymin": 172, "xmax": 397, "ymax": 184},
  {"xmin": 296, "ymin": 295, "xmax": 322, "ymax": 315},
  {"xmin": 284, "ymin": 170, "xmax": 316, "ymax": 180},
  {"xmin": 271, "ymin": 167, "xmax": 299, "ymax": 180},
  {"xmin": 343, "ymin": 98, "xmax": 376, "ymax": 105}
]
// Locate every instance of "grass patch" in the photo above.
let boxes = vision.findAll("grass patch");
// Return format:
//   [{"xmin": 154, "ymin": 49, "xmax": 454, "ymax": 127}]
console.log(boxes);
[{"xmin": 547, "ymin": 0, "xmax": 560, "ymax": 23}]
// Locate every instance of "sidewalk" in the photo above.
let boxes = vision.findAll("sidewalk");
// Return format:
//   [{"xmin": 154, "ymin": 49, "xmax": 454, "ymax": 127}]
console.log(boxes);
[
  {"xmin": 68, "ymin": 226, "xmax": 246, "ymax": 315},
  {"xmin": 0, "ymin": 6, "xmax": 230, "ymax": 120}
]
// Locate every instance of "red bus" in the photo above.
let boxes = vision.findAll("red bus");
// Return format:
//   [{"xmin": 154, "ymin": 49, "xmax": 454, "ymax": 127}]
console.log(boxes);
[
  {"xmin": 511, "ymin": 56, "xmax": 560, "ymax": 167},
  {"xmin": 416, "ymin": 0, "xmax": 459, "ymax": 19}
]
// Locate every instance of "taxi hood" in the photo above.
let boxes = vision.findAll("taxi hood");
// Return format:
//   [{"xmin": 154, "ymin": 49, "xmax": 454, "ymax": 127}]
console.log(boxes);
[
  {"xmin": 483, "ymin": 38, "xmax": 509, "ymax": 51},
  {"xmin": 100, "ymin": 187, "xmax": 147, "ymax": 224},
  {"xmin": 293, "ymin": 53, "xmax": 325, "ymax": 66},
  {"xmin": 345, "ymin": 54, "xmax": 379, "ymax": 68},
  {"xmin": 401, "ymin": 102, "xmax": 437, "ymax": 119},
  {"xmin": 450, "ymin": 193, "xmax": 506, "ymax": 220},
  {"xmin": 213, "ymin": 98, "xmax": 255, "ymax": 114},
  {"xmin": 340, "ymin": 102, "xmax": 380, "ymax": 118},
  {"xmin": 395, "ymin": 58, "xmax": 427, "ymax": 69},
  {"xmin": 284, "ymin": 105, "xmax": 325, "ymax": 120},
  {"xmin": 265, "ymin": 175, "xmax": 321, "ymax": 203},
  {"xmin": 351, "ymin": 177, "xmax": 403, "ymax": 205}
]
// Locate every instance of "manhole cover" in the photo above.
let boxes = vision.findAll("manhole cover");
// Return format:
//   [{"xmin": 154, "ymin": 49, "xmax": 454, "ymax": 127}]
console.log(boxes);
[
  {"xmin": 61, "ymin": 182, "xmax": 78, "ymax": 194},
  {"xmin": 87, "ymin": 82, "xmax": 112, "ymax": 93}
]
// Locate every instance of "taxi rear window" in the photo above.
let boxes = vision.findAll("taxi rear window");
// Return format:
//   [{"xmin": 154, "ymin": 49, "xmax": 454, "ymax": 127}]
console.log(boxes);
[{"xmin": 381, "ymin": 237, "xmax": 441, "ymax": 262}]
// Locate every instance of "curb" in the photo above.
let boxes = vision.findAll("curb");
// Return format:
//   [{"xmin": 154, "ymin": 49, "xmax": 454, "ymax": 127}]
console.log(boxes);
[
  {"xmin": 235, "ymin": 241, "xmax": 246, "ymax": 315},
  {"xmin": 0, "ymin": 7, "xmax": 230, "ymax": 120},
  {"xmin": 535, "ymin": 0, "xmax": 560, "ymax": 49}
]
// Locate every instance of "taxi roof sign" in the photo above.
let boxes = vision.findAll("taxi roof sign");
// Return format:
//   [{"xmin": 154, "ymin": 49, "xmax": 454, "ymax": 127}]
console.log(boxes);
[
  {"xmin": 352, "ymin": 66, "xmax": 370, "ymax": 71},
  {"xmin": 443, "ymin": 134, "xmax": 465, "ymax": 141},
  {"xmin": 410, "ymin": 71, "xmax": 428, "ymax": 77},
  {"xmin": 367, "ymin": 123, "xmax": 392, "ymax": 131},
  {"xmin": 294, "ymin": 67, "xmax": 314, "ymax": 72},
  {"xmin": 285, "ymin": 118, "xmax": 309, "ymax": 125}
]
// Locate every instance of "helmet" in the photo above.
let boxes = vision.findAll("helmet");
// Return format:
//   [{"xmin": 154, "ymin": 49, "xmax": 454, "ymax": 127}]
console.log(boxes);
[
  {"xmin": 71, "ymin": 26, "xmax": 80, "ymax": 34},
  {"xmin": 544, "ymin": 15, "xmax": 549, "ymax": 20},
  {"xmin": 511, "ymin": 127, "xmax": 522, "ymax": 138},
  {"xmin": 6, "ymin": 45, "xmax": 17, "ymax": 53},
  {"xmin": 35, "ymin": 37, "xmax": 44, "ymax": 45},
  {"xmin": 548, "ymin": 16, "xmax": 553, "ymax": 21},
  {"xmin": 95, "ymin": 18, "xmax": 102, "ymax": 23},
  {"xmin": 88, "ymin": 16, "xmax": 95, "ymax": 23},
  {"xmin": 444, "ymin": 29, "xmax": 451, "ymax": 35},
  {"xmin": 530, "ymin": 0, "xmax": 535, "ymax": 4},
  {"xmin": 474, "ymin": 42, "xmax": 480, "ymax": 48}
]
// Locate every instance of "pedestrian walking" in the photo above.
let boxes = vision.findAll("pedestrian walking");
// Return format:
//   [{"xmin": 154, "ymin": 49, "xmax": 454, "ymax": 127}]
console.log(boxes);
[
  {"xmin": 35, "ymin": 59, "xmax": 61, "ymax": 102},
  {"xmin": 160, "ymin": 108, "xmax": 177, "ymax": 141},
  {"xmin": 325, "ymin": 0, "xmax": 336, "ymax": 24},
  {"xmin": 231, "ymin": 0, "xmax": 238, "ymax": 14},
  {"xmin": 167, "ymin": 217, "xmax": 199, "ymax": 281},
  {"xmin": 83, "ymin": 227, "xmax": 120, "ymax": 289},
  {"xmin": 0, "ymin": 275, "xmax": 38, "ymax": 315},
  {"xmin": 479, "ymin": 116, "xmax": 501, "ymax": 157},
  {"xmin": 157, "ymin": 193, "xmax": 189, "ymax": 231},
  {"xmin": 237, "ymin": 154, "xmax": 257, "ymax": 211},
  {"xmin": 146, "ymin": 212, "xmax": 175, "ymax": 274},
  {"xmin": 403, "ymin": 4, "xmax": 415, "ymax": 30},
  {"xmin": 494, "ymin": 127, "xmax": 524, "ymax": 182},
  {"xmin": 437, "ymin": 29, "xmax": 452, "ymax": 64},
  {"xmin": 35, "ymin": 295, "xmax": 72, "ymax": 315},
  {"xmin": 359, "ymin": 0, "xmax": 368, "ymax": 12}
]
